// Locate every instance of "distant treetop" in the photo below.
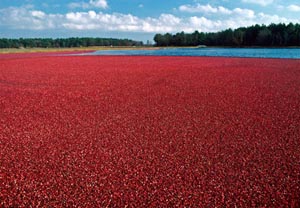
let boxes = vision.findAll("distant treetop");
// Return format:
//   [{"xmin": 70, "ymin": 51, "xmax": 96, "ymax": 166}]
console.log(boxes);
[
  {"xmin": 0, "ymin": 37, "xmax": 143, "ymax": 49},
  {"xmin": 153, "ymin": 23, "xmax": 300, "ymax": 47}
]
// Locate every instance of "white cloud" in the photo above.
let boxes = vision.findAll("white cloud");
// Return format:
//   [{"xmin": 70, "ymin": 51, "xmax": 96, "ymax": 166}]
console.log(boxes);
[
  {"xmin": 179, "ymin": 4, "xmax": 232, "ymax": 15},
  {"xmin": 232, "ymin": 8, "xmax": 255, "ymax": 19},
  {"xmin": 31, "ymin": 10, "xmax": 46, "ymax": 19},
  {"xmin": 90, "ymin": 0, "xmax": 108, "ymax": 9},
  {"xmin": 138, "ymin": 4, "xmax": 144, "ymax": 8},
  {"xmin": 84, "ymin": 13, "xmax": 178, "ymax": 33},
  {"xmin": 0, "ymin": 6, "xmax": 298, "ymax": 34},
  {"xmin": 64, "ymin": 11, "xmax": 141, "ymax": 31},
  {"xmin": 178, "ymin": 3, "xmax": 256, "ymax": 19},
  {"xmin": 68, "ymin": 2, "xmax": 86, "ymax": 9},
  {"xmin": 287, "ymin": 4, "xmax": 300, "ymax": 12},
  {"xmin": 189, "ymin": 16, "xmax": 222, "ymax": 31},
  {"xmin": 68, "ymin": 0, "xmax": 108, "ymax": 9},
  {"xmin": 0, "ymin": 7, "xmax": 62, "ymax": 30},
  {"xmin": 256, "ymin": 13, "xmax": 290, "ymax": 23},
  {"xmin": 242, "ymin": 0, "xmax": 274, "ymax": 6}
]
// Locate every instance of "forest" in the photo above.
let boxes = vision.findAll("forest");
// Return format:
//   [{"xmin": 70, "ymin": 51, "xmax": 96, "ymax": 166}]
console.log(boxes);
[
  {"xmin": 154, "ymin": 23, "xmax": 300, "ymax": 47},
  {"xmin": 0, "ymin": 37, "xmax": 143, "ymax": 48},
  {"xmin": 1, "ymin": 23, "xmax": 300, "ymax": 48}
]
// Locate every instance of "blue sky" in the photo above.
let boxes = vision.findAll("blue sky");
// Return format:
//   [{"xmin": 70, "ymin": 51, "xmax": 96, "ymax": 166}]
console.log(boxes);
[{"xmin": 1, "ymin": 0, "xmax": 300, "ymax": 42}]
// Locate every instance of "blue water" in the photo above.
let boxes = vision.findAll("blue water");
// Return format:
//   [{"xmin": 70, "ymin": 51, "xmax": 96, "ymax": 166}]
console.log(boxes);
[{"xmin": 88, "ymin": 48, "xmax": 300, "ymax": 59}]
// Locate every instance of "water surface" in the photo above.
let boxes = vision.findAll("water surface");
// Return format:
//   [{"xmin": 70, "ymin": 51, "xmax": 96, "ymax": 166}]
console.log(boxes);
[{"xmin": 89, "ymin": 48, "xmax": 300, "ymax": 59}]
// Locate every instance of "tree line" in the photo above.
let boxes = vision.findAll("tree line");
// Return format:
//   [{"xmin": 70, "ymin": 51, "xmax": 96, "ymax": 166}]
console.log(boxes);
[
  {"xmin": 0, "ymin": 37, "xmax": 143, "ymax": 48},
  {"xmin": 154, "ymin": 23, "xmax": 300, "ymax": 47}
]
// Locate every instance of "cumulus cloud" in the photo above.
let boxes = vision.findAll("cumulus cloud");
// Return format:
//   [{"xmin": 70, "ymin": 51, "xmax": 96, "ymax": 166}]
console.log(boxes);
[
  {"xmin": 232, "ymin": 8, "xmax": 255, "ymax": 19},
  {"xmin": 256, "ymin": 13, "xmax": 289, "ymax": 23},
  {"xmin": 64, "ymin": 11, "xmax": 140, "ymax": 31},
  {"xmin": 31, "ymin": 10, "xmax": 46, "ymax": 19},
  {"xmin": 287, "ymin": 4, "xmax": 300, "ymax": 12},
  {"xmin": 68, "ymin": 0, "xmax": 108, "ymax": 9},
  {"xmin": 64, "ymin": 12, "xmax": 182, "ymax": 32},
  {"xmin": 242, "ymin": 0, "xmax": 274, "ymax": 6},
  {"xmin": 179, "ymin": 3, "xmax": 255, "ymax": 19},
  {"xmin": 90, "ymin": 0, "xmax": 108, "ymax": 8},
  {"xmin": 179, "ymin": 4, "xmax": 232, "ymax": 15},
  {"xmin": 0, "ymin": 7, "xmax": 63, "ymax": 30},
  {"xmin": 189, "ymin": 17, "xmax": 222, "ymax": 31},
  {"xmin": 0, "ymin": 5, "xmax": 298, "ymax": 34}
]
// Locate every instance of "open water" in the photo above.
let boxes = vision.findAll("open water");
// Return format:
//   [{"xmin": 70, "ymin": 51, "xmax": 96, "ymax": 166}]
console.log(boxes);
[{"xmin": 89, "ymin": 48, "xmax": 300, "ymax": 59}]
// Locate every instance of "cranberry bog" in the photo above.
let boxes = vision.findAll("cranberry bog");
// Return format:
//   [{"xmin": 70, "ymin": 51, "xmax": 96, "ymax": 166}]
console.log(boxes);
[{"xmin": 0, "ymin": 53, "xmax": 300, "ymax": 207}]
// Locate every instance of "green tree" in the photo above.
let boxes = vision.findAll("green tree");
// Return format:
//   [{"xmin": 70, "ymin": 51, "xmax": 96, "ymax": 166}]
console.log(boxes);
[{"xmin": 256, "ymin": 27, "xmax": 272, "ymax": 46}]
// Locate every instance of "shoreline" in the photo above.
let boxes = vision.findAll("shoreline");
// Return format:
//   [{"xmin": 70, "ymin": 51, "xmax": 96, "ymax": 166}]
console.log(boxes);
[
  {"xmin": 1, "ymin": 53, "xmax": 299, "ymax": 62},
  {"xmin": 1, "ymin": 45, "xmax": 300, "ymax": 54},
  {"xmin": 0, "ymin": 46, "xmax": 157, "ymax": 54}
]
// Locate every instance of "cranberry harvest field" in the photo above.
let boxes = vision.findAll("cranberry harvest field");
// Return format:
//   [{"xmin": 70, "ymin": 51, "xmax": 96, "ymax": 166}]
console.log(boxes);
[{"xmin": 0, "ymin": 53, "xmax": 300, "ymax": 207}]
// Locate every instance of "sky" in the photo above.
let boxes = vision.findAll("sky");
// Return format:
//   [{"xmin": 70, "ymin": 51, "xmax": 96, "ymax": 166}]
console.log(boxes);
[{"xmin": 0, "ymin": 0, "xmax": 300, "ymax": 42}]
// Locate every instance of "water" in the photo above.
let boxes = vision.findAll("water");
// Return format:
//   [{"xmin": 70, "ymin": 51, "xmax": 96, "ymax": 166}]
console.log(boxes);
[{"xmin": 88, "ymin": 48, "xmax": 300, "ymax": 59}]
